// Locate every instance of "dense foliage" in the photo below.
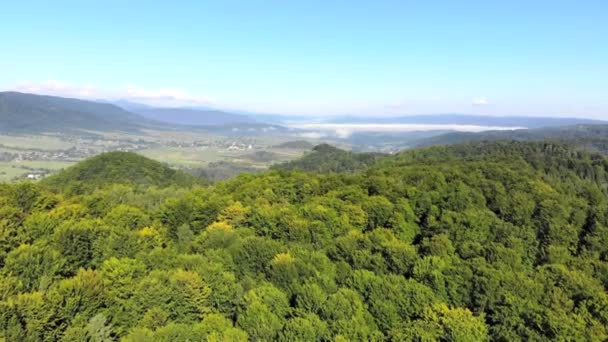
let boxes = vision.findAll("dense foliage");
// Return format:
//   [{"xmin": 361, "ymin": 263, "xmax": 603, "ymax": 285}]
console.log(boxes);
[
  {"xmin": 417, "ymin": 124, "xmax": 608, "ymax": 154},
  {"xmin": 41, "ymin": 151, "xmax": 201, "ymax": 194},
  {"xmin": 273, "ymin": 140, "xmax": 314, "ymax": 149},
  {"xmin": 1, "ymin": 142, "xmax": 608, "ymax": 341},
  {"xmin": 274, "ymin": 143, "xmax": 386, "ymax": 173},
  {"xmin": 192, "ymin": 161, "xmax": 262, "ymax": 181}
]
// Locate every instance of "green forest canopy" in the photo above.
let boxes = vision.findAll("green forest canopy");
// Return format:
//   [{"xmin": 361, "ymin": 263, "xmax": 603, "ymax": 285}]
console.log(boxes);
[
  {"xmin": 417, "ymin": 124, "xmax": 608, "ymax": 155},
  {"xmin": 41, "ymin": 151, "xmax": 201, "ymax": 194},
  {"xmin": 1, "ymin": 141, "xmax": 607, "ymax": 341},
  {"xmin": 273, "ymin": 143, "xmax": 386, "ymax": 174}
]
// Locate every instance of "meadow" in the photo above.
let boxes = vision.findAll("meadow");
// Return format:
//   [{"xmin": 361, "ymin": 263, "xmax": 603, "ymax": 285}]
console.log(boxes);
[{"xmin": 0, "ymin": 130, "xmax": 311, "ymax": 182}]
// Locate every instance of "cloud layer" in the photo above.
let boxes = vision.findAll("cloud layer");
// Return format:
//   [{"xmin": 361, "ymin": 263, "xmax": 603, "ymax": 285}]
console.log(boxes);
[{"xmin": 290, "ymin": 123, "xmax": 526, "ymax": 139}]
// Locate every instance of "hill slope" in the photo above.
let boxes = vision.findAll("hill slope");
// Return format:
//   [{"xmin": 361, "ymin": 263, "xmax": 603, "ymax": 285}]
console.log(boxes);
[
  {"xmin": 0, "ymin": 92, "xmax": 154, "ymax": 133},
  {"xmin": 273, "ymin": 140, "xmax": 314, "ymax": 149},
  {"xmin": 416, "ymin": 124, "xmax": 608, "ymax": 153},
  {"xmin": 273, "ymin": 143, "xmax": 386, "ymax": 173},
  {"xmin": 41, "ymin": 151, "xmax": 200, "ymax": 192},
  {"xmin": 128, "ymin": 107, "xmax": 258, "ymax": 126}
]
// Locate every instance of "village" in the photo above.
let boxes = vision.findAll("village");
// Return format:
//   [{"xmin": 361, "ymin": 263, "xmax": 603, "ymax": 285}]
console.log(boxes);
[{"xmin": 0, "ymin": 133, "xmax": 268, "ymax": 182}]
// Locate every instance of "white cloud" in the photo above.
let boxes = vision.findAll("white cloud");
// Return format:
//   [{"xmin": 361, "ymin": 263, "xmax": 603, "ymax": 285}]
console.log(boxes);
[
  {"xmin": 122, "ymin": 84, "xmax": 214, "ymax": 107},
  {"xmin": 298, "ymin": 132, "xmax": 326, "ymax": 139},
  {"xmin": 472, "ymin": 97, "xmax": 490, "ymax": 106},
  {"xmin": 6, "ymin": 80, "xmax": 214, "ymax": 107},
  {"xmin": 13, "ymin": 80, "xmax": 98, "ymax": 98},
  {"xmin": 334, "ymin": 128, "xmax": 353, "ymax": 138}
]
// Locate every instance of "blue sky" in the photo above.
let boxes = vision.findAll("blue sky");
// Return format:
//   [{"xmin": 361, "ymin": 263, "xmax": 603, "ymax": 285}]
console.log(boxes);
[{"xmin": 1, "ymin": 0, "xmax": 607, "ymax": 117}]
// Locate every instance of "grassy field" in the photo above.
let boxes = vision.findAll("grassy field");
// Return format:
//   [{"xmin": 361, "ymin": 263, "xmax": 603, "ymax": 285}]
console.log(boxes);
[
  {"xmin": 14, "ymin": 160, "xmax": 75, "ymax": 170},
  {"xmin": 0, "ymin": 160, "xmax": 75, "ymax": 182},
  {"xmin": 0, "ymin": 164, "xmax": 28, "ymax": 181},
  {"xmin": 139, "ymin": 146, "xmax": 307, "ymax": 168},
  {"xmin": 0, "ymin": 134, "xmax": 73, "ymax": 150},
  {"xmin": 0, "ymin": 131, "xmax": 313, "ymax": 183},
  {"xmin": 139, "ymin": 147, "xmax": 229, "ymax": 167}
]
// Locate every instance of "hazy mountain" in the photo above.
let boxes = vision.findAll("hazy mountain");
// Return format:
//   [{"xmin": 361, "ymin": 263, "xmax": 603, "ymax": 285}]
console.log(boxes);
[
  {"xmin": 0, "ymin": 92, "xmax": 155, "ymax": 133},
  {"xmin": 127, "ymin": 107, "xmax": 259, "ymax": 126},
  {"xmin": 0, "ymin": 92, "xmax": 268, "ymax": 134},
  {"xmin": 325, "ymin": 114, "xmax": 606, "ymax": 128},
  {"xmin": 243, "ymin": 113, "xmax": 320, "ymax": 124},
  {"xmin": 110, "ymin": 99, "xmax": 155, "ymax": 111}
]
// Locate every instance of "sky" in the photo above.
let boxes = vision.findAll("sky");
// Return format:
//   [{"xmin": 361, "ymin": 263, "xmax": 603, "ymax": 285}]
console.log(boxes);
[{"xmin": 1, "ymin": 0, "xmax": 607, "ymax": 118}]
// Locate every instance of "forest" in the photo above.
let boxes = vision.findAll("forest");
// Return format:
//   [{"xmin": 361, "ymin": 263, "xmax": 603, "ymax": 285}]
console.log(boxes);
[{"xmin": 1, "ymin": 141, "xmax": 607, "ymax": 341}]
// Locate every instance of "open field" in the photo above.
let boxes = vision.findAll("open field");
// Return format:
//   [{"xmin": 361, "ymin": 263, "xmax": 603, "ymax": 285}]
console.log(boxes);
[
  {"xmin": 139, "ymin": 147, "xmax": 228, "ymax": 167},
  {"xmin": 0, "ymin": 160, "xmax": 75, "ymax": 182},
  {"xmin": 0, "ymin": 130, "xmax": 313, "ymax": 182},
  {"xmin": 0, "ymin": 134, "xmax": 74, "ymax": 150},
  {"xmin": 0, "ymin": 164, "xmax": 27, "ymax": 181},
  {"xmin": 14, "ymin": 160, "xmax": 76, "ymax": 170}
]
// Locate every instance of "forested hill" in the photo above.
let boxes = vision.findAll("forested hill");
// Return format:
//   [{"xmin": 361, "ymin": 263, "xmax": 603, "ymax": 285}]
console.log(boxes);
[
  {"xmin": 416, "ymin": 124, "xmax": 608, "ymax": 154},
  {"xmin": 273, "ymin": 143, "xmax": 387, "ymax": 173},
  {"xmin": 1, "ymin": 141, "xmax": 608, "ymax": 341},
  {"xmin": 41, "ymin": 151, "xmax": 200, "ymax": 193},
  {"xmin": 382, "ymin": 141, "xmax": 608, "ymax": 185}
]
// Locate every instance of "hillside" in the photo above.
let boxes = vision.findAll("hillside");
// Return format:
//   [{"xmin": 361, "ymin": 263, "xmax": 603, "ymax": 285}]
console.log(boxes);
[
  {"xmin": 41, "ymin": 151, "xmax": 200, "ymax": 193},
  {"xmin": 273, "ymin": 140, "xmax": 314, "ymax": 149},
  {"xmin": 273, "ymin": 143, "xmax": 386, "ymax": 173},
  {"xmin": 128, "ymin": 107, "xmax": 258, "ymax": 126},
  {"xmin": 0, "ymin": 92, "xmax": 157, "ymax": 133},
  {"xmin": 1, "ymin": 141, "xmax": 607, "ymax": 341},
  {"xmin": 240, "ymin": 151, "xmax": 283, "ymax": 163},
  {"xmin": 416, "ymin": 124, "xmax": 608, "ymax": 153}
]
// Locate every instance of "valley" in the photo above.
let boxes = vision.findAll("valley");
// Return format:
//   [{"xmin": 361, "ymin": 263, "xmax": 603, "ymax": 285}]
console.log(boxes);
[
  {"xmin": 2, "ymin": 91, "xmax": 608, "ymax": 182},
  {"xmin": 0, "ymin": 130, "xmax": 313, "ymax": 182}
]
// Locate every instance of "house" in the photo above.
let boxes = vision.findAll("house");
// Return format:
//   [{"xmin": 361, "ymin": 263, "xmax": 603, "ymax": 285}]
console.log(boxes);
[{"xmin": 26, "ymin": 174, "xmax": 42, "ymax": 180}]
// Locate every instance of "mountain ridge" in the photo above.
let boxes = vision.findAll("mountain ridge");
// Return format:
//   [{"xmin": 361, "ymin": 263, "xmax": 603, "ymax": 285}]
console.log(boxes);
[
  {"xmin": 325, "ymin": 113, "xmax": 606, "ymax": 128},
  {"xmin": 0, "ymin": 91, "xmax": 159, "ymax": 133},
  {"xmin": 122, "ymin": 106, "xmax": 259, "ymax": 126}
]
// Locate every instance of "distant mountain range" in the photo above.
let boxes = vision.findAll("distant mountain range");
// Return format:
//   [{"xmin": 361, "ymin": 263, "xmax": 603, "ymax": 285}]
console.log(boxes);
[
  {"xmin": 0, "ymin": 92, "xmax": 271, "ymax": 134},
  {"xmin": 1, "ymin": 91, "xmax": 606, "ymax": 136},
  {"xmin": 111, "ymin": 99, "xmax": 258, "ymax": 126},
  {"xmin": 325, "ymin": 114, "xmax": 606, "ymax": 128},
  {"xmin": 0, "ymin": 92, "xmax": 156, "ymax": 133},
  {"xmin": 126, "ymin": 107, "xmax": 258, "ymax": 126}
]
